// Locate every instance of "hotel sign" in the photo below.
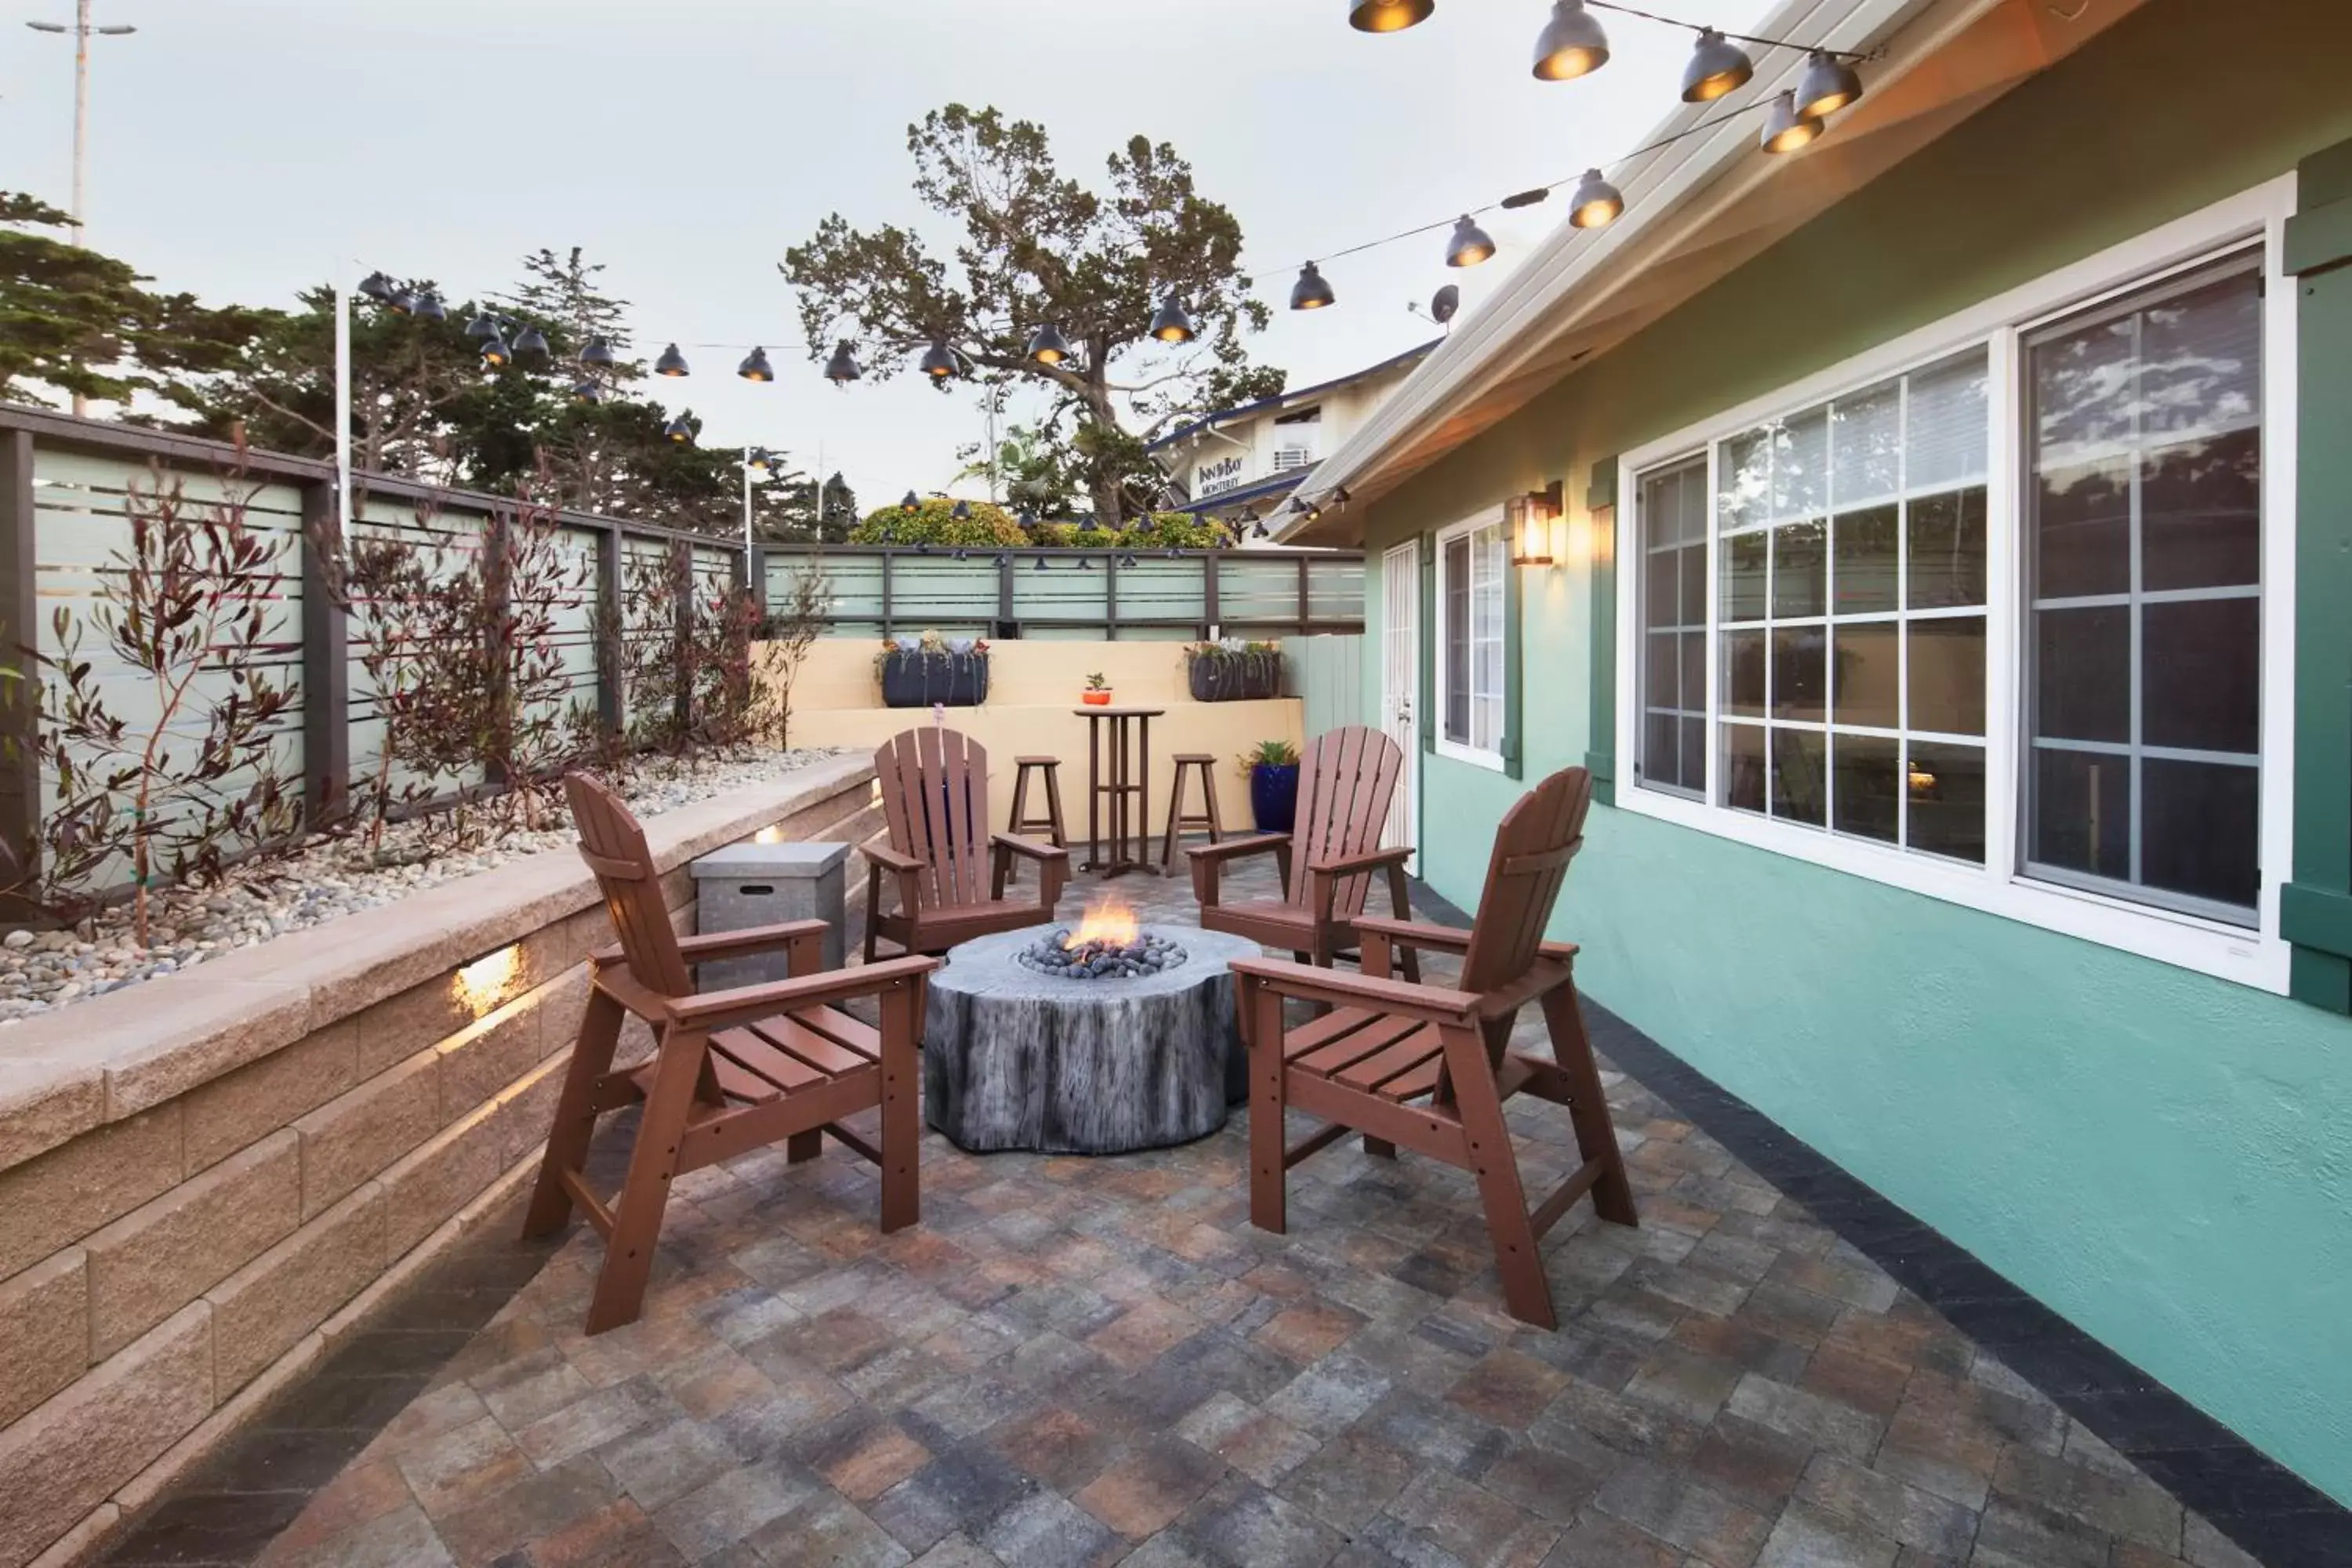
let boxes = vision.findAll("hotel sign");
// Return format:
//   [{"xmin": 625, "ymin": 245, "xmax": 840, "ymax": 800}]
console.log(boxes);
[{"xmin": 1196, "ymin": 453, "xmax": 1245, "ymax": 497}]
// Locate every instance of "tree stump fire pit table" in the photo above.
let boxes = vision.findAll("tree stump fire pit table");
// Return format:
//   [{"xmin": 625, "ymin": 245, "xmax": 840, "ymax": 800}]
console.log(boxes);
[{"xmin": 924, "ymin": 904, "xmax": 1259, "ymax": 1154}]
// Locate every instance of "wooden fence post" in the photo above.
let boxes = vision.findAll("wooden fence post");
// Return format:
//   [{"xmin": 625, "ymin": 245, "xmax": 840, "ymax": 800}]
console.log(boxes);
[
  {"xmin": 1105, "ymin": 552, "xmax": 1120, "ymax": 641},
  {"xmin": 997, "ymin": 550, "xmax": 1014, "ymax": 635},
  {"xmin": 1296, "ymin": 555, "xmax": 1312, "ymax": 633},
  {"xmin": 0, "ymin": 431, "xmax": 38, "ymax": 895},
  {"xmin": 597, "ymin": 524, "xmax": 624, "ymax": 735},
  {"xmin": 880, "ymin": 550, "xmax": 895, "ymax": 640},
  {"xmin": 299, "ymin": 480, "xmax": 350, "ymax": 825},
  {"xmin": 672, "ymin": 539, "xmax": 695, "ymax": 738},
  {"xmin": 1202, "ymin": 550, "xmax": 1220, "ymax": 640},
  {"xmin": 483, "ymin": 505, "xmax": 513, "ymax": 786}
]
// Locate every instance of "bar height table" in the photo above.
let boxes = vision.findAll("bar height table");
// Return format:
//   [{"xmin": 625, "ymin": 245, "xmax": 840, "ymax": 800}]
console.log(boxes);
[{"xmin": 1075, "ymin": 706, "xmax": 1165, "ymax": 877}]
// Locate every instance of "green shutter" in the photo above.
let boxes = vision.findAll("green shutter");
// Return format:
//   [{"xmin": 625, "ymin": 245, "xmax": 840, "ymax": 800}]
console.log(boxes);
[
  {"xmin": 1418, "ymin": 532, "xmax": 1436, "ymax": 757},
  {"xmin": 1585, "ymin": 458, "xmax": 1620, "ymax": 807},
  {"xmin": 2284, "ymin": 138, "xmax": 2352, "ymax": 1013}
]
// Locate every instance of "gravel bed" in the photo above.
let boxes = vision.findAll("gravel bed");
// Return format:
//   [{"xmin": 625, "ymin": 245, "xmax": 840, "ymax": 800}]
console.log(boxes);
[{"xmin": 0, "ymin": 747, "xmax": 846, "ymax": 1025}]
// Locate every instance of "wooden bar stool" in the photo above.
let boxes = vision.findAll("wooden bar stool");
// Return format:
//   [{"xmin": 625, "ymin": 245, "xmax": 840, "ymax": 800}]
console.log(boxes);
[
  {"xmin": 1162, "ymin": 753, "xmax": 1226, "ymax": 869},
  {"xmin": 1006, "ymin": 757, "xmax": 1067, "ymax": 886}
]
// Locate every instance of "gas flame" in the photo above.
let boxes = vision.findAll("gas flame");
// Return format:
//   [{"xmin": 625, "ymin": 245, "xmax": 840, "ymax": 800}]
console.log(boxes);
[{"xmin": 1064, "ymin": 892, "xmax": 1140, "ymax": 950}]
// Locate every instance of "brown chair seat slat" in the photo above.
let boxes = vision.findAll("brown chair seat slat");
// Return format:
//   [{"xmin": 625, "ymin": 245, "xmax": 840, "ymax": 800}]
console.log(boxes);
[
  {"xmin": 1293, "ymin": 1014, "xmax": 1425, "ymax": 1076},
  {"xmin": 1332, "ymin": 1027, "xmax": 1444, "ymax": 1093},
  {"xmin": 1280, "ymin": 1004, "xmax": 1387, "ymax": 1057},
  {"xmin": 750, "ymin": 1014, "xmax": 871, "ymax": 1077},
  {"xmin": 713, "ymin": 1025, "xmax": 828, "ymax": 1091},
  {"xmin": 706, "ymin": 1051, "xmax": 784, "ymax": 1105},
  {"xmin": 1374, "ymin": 1056, "xmax": 1446, "ymax": 1103},
  {"xmin": 792, "ymin": 1004, "xmax": 881, "ymax": 1061}
]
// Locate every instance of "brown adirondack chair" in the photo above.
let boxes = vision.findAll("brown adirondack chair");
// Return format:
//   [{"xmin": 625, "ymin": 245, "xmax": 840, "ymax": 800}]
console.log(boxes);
[
  {"xmin": 1229, "ymin": 766, "xmax": 1636, "ymax": 1330},
  {"xmin": 1190, "ymin": 725, "xmax": 1418, "ymax": 983},
  {"xmin": 865, "ymin": 728, "xmax": 1069, "ymax": 960},
  {"xmin": 528, "ymin": 772, "xmax": 937, "ymax": 1334}
]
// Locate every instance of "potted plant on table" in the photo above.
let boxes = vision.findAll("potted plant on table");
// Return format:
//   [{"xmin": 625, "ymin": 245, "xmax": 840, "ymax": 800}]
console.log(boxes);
[
  {"xmin": 877, "ymin": 629, "xmax": 990, "ymax": 707},
  {"xmin": 1080, "ymin": 672, "xmax": 1114, "ymax": 706},
  {"xmin": 1242, "ymin": 739, "xmax": 1301, "ymax": 833},
  {"xmin": 1183, "ymin": 638, "xmax": 1283, "ymax": 702}
]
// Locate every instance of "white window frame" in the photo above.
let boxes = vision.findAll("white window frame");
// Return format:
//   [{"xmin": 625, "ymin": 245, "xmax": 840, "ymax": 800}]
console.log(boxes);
[
  {"xmin": 1612, "ymin": 176, "xmax": 2298, "ymax": 994},
  {"xmin": 1436, "ymin": 506, "xmax": 1509, "ymax": 772}
]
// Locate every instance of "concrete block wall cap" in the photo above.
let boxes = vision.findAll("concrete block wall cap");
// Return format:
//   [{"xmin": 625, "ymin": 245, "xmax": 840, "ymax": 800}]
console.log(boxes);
[
  {"xmin": 0, "ymin": 758, "xmax": 877, "ymax": 1156},
  {"xmin": 690, "ymin": 840, "xmax": 854, "ymax": 879}
]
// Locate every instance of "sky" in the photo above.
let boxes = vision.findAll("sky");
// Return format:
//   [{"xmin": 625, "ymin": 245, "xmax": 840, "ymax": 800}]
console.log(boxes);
[{"xmin": 3, "ymin": 0, "xmax": 1768, "ymax": 510}]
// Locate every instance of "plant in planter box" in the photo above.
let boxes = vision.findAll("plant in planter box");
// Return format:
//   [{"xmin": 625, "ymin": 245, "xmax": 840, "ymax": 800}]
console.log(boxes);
[
  {"xmin": 1080, "ymin": 671, "xmax": 1113, "ymax": 706},
  {"xmin": 1184, "ymin": 637, "xmax": 1283, "ymax": 702},
  {"xmin": 877, "ymin": 628, "xmax": 990, "ymax": 707},
  {"xmin": 1240, "ymin": 738, "xmax": 1301, "ymax": 833}
]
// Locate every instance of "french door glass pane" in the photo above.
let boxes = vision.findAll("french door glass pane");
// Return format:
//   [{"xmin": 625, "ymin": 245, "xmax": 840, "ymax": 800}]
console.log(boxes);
[
  {"xmin": 1772, "ymin": 729, "xmax": 1828, "ymax": 826},
  {"xmin": 1646, "ymin": 633, "xmax": 1681, "ymax": 708},
  {"xmin": 1908, "ymin": 352, "xmax": 1991, "ymax": 489},
  {"xmin": 1443, "ymin": 536, "xmax": 1469, "ymax": 744},
  {"xmin": 2025, "ymin": 256, "xmax": 2263, "ymax": 923},
  {"xmin": 1907, "ymin": 616, "xmax": 1987, "ymax": 736},
  {"xmin": 1907, "ymin": 742, "xmax": 1987, "ymax": 862},
  {"xmin": 1770, "ymin": 629, "xmax": 1827, "ymax": 721},
  {"xmin": 1833, "ymin": 506, "xmax": 1899, "ymax": 614},
  {"xmin": 1832, "ymin": 734, "xmax": 1900, "ymax": 842},
  {"xmin": 1725, "ymin": 532, "xmax": 1768, "ymax": 620},
  {"xmin": 1723, "ymin": 631, "xmax": 1767, "ymax": 717},
  {"xmin": 1831, "ymin": 380, "xmax": 1901, "ymax": 503},
  {"xmin": 1907, "ymin": 488, "xmax": 1987, "ymax": 608},
  {"xmin": 1723, "ymin": 724, "xmax": 1767, "ymax": 815},
  {"xmin": 1773, "ymin": 409, "xmax": 1829, "ymax": 519},
  {"xmin": 1833, "ymin": 622, "xmax": 1900, "ymax": 730},
  {"xmin": 1772, "ymin": 521, "xmax": 1828, "ymax": 617}
]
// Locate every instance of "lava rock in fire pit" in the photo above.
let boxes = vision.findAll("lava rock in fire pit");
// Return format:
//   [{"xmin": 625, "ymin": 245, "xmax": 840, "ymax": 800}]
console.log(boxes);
[{"xmin": 1017, "ymin": 929, "xmax": 1189, "ymax": 980}]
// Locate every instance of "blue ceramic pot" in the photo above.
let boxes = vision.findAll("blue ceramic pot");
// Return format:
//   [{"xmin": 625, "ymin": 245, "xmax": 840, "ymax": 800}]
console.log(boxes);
[{"xmin": 1250, "ymin": 763, "xmax": 1300, "ymax": 833}]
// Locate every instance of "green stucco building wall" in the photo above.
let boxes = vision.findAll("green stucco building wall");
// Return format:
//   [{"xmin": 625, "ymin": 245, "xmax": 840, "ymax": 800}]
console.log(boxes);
[{"xmin": 1349, "ymin": 0, "xmax": 2352, "ymax": 1507}]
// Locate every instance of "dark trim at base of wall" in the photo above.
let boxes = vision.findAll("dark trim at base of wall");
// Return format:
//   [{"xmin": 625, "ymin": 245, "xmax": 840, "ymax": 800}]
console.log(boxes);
[{"xmin": 1418, "ymin": 872, "xmax": 2352, "ymax": 1567}]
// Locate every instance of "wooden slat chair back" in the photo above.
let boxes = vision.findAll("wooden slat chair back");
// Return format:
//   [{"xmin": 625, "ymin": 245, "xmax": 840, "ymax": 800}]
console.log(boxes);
[
  {"xmin": 1190, "ymin": 725, "xmax": 1417, "ymax": 980},
  {"xmin": 528, "ymin": 771, "xmax": 938, "ymax": 1334},
  {"xmin": 1228, "ymin": 766, "xmax": 1635, "ymax": 1330},
  {"xmin": 866, "ymin": 728, "xmax": 1069, "ymax": 960}
]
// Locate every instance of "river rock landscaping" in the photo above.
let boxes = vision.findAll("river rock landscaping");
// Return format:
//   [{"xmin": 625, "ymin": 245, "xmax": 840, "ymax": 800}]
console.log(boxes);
[{"xmin": 0, "ymin": 746, "xmax": 844, "ymax": 1024}]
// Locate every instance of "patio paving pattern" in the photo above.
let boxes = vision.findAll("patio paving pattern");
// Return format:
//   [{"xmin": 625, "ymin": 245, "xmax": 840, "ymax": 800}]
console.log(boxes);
[{"xmin": 103, "ymin": 860, "xmax": 2287, "ymax": 1568}]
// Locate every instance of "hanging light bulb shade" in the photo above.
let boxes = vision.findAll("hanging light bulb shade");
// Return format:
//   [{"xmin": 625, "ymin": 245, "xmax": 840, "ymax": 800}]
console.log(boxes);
[
  {"xmin": 1431, "ymin": 284, "xmax": 1461, "ymax": 324},
  {"xmin": 1531, "ymin": 0, "xmax": 1610, "ymax": 81},
  {"xmin": 1347, "ymin": 0, "xmax": 1433, "ymax": 32},
  {"xmin": 736, "ymin": 347, "xmax": 775, "ymax": 383},
  {"xmin": 1795, "ymin": 50, "xmax": 1864, "ymax": 118},
  {"xmin": 748, "ymin": 446, "xmax": 772, "ymax": 470},
  {"xmin": 1017, "ymin": 508, "xmax": 1038, "ymax": 530},
  {"xmin": 1759, "ymin": 90, "xmax": 1824, "ymax": 154},
  {"xmin": 665, "ymin": 412, "xmax": 695, "ymax": 444},
  {"xmin": 511, "ymin": 325, "xmax": 550, "ymax": 368},
  {"xmin": 412, "ymin": 292, "xmax": 445, "ymax": 322},
  {"xmin": 1680, "ymin": 28, "xmax": 1754, "ymax": 102},
  {"xmin": 899, "ymin": 491, "xmax": 921, "ymax": 513},
  {"xmin": 1253, "ymin": 519, "xmax": 1272, "ymax": 539},
  {"xmin": 824, "ymin": 340, "xmax": 862, "ymax": 384},
  {"xmin": 480, "ymin": 336, "xmax": 510, "ymax": 369},
  {"xmin": 1446, "ymin": 215, "xmax": 1497, "ymax": 268},
  {"xmin": 388, "ymin": 289, "xmax": 419, "ymax": 316},
  {"xmin": 654, "ymin": 343, "xmax": 690, "ymax": 378},
  {"xmin": 1567, "ymin": 168, "xmax": 1624, "ymax": 230},
  {"xmin": 950, "ymin": 499, "xmax": 972, "ymax": 521},
  {"xmin": 464, "ymin": 311, "xmax": 499, "ymax": 342},
  {"xmin": 358, "ymin": 271, "xmax": 396, "ymax": 303},
  {"xmin": 1025, "ymin": 324, "xmax": 1075, "ymax": 366},
  {"xmin": 571, "ymin": 379, "xmax": 602, "ymax": 404},
  {"xmin": 1149, "ymin": 295, "xmax": 1198, "ymax": 344},
  {"xmin": 1078, "ymin": 514, "xmax": 1100, "ymax": 533},
  {"xmin": 919, "ymin": 341, "xmax": 959, "ymax": 380},
  {"xmin": 1290, "ymin": 263, "xmax": 1336, "ymax": 311},
  {"xmin": 579, "ymin": 336, "xmax": 616, "ymax": 368}
]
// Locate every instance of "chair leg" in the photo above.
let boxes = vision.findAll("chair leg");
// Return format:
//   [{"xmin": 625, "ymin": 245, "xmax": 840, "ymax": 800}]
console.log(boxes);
[
  {"xmin": 585, "ymin": 1025, "xmax": 705, "ymax": 1335},
  {"xmin": 877, "ymin": 980, "xmax": 922, "ymax": 1232},
  {"xmin": 1043, "ymin": 766, "xmax": 1067, "ymax": 849},
  {"xmin": 1160, "ymin": 764, "xmax": 1190, "ymax": 869},
  {"xmin": 524, "ymin": 985, "xmax": 625, "ymax": 1238},
  {"xmin": 1385, "ymin": 863, "xmax": 1421, "ymax": 985},
  {"xmin": 1247, "ymin": 978, "xmax": 1288, "ymax": 1235},
  {"xmin": 1363, "ymin": 1135, "xmax": 1397, "ymax": 1159},
  {"xmin": 1440, "ymin": 1022, "xmax": 1556, "ymax": 1329},
  {"xmin": 1541, "ymin": 982, "xmax": 1639, "ymax": 1227},
  {"xmin": 786, "ymin": 1130, "xmax": 822, "ymax": 1163}
]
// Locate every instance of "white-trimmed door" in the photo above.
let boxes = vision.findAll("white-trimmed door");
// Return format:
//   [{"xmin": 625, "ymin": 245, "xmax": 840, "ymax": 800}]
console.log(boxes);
[{"xmin": 1381, "ymin": 540, "xmax": 1420, "ymax": 873}]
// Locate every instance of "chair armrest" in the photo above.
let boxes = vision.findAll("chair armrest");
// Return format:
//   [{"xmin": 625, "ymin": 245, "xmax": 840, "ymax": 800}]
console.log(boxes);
[
  {"xmin": 1228, "ymin": 954, "xmax": 1482, "ymax": 1027},
  {"xmin": 1186, "ymin": 833, "xmax": 1289, "ymax": 866},
  {"xmin": 993, "ymin": 833, "xmax": 1069, "ymax": 864},
  {"xmin": 668, "ymin": 955, "xmax": 938, "ymax": 1031},
  {"xmin": 1350, "ymin": 914, "xmax": 1472, "ymax": 953},
  {"xmin": 592, "ymin": 918, "xmax": 828, "ymax": 971},
  {"xmin": 1305, "ymin": 844, "xmax": 1414, "ymax": 877},
  {"xmin": 865, "ymin": 841, "xmax": 926, "ymax": 875}
]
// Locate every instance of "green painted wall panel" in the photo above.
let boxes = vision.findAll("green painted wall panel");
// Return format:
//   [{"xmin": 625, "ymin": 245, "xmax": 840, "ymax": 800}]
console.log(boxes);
[{"xmin": 1356, "ymin": 0, "xmax": 2352, "ymax": 1504}]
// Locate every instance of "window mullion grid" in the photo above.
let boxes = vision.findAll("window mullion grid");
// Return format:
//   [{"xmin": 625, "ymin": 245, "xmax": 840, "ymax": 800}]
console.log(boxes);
[
  {"xmin": 1704, "ymin": 444, "xmax": 1722, "ymax": 807},
  {"xmin": 1824, "ymin": 405, "xmax": 1839, "ymax": 838},
  {"xmin": 1895, "ymin": 375, "xmax": 1911, "ymax": 850},
  {"xmin": 1987, "ymin": 326, "xmax": 2024, "ymax": 888},
  {"xmin": 1764, "ymin": 430, "xmax": 1779, "ymax": 822},
  {"xmin": 2127, "ymin": 310, "xmax": 2146, "ymax": 889}
]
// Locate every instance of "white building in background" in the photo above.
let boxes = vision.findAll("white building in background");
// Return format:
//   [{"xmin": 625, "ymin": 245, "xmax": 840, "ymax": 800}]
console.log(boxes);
[{"xmin": 1150, "ymin": 339, "xmax": 1437, "ymax": 543}]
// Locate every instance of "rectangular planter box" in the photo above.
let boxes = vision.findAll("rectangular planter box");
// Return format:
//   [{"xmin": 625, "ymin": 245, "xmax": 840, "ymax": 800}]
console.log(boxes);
[
  {"xmin": 1186, "ymin": 658, "xmax": 1282, "ymax": 703},
  {"xmin": 880, "ymin": 652, "xmax": 989, "ymax": 708}
]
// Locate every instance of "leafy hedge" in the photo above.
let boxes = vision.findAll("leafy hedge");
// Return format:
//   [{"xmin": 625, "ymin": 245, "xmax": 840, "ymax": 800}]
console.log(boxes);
[{"xmin": 849, "ymin": 499, "xmax": 1225, "ymax": 550}]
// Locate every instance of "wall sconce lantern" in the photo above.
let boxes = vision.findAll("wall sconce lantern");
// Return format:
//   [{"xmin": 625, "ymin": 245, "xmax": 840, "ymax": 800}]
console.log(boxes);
[{"xmin": 1508, "ymin": 482, "xmax": 1564, "ymax": 567}]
